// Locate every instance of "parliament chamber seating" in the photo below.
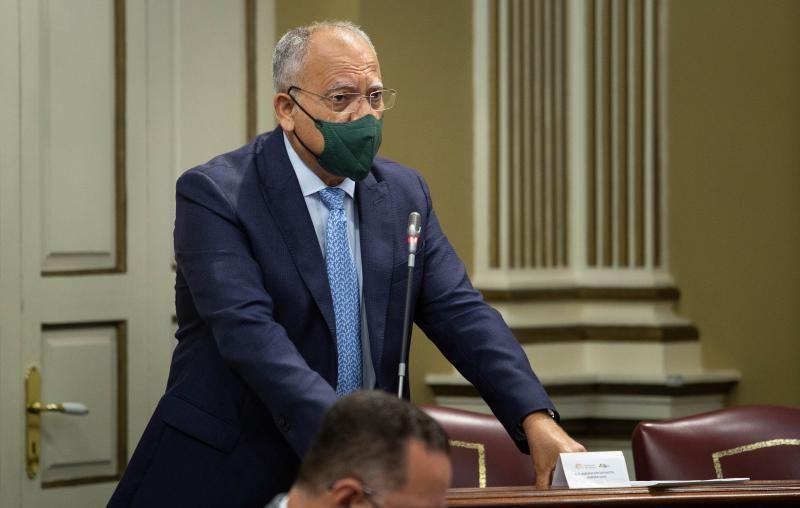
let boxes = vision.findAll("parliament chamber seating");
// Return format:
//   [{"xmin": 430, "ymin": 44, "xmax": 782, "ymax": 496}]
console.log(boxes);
[
  {"xmin": 421, "ymin": 405, "xmax": 535, "ymax": 488},
  {"xmin": 632, "ymin": 405, "xmax": 800, "ymax": 481}
]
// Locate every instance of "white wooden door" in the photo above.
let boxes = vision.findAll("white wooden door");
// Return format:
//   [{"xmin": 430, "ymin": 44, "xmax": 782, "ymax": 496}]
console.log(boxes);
[
  {"xmin": 0, "ymin": 1, "xmax": 275, "ymax": 506},
  {"xmin": 2, "ymin": 0, "xmax": 166, "ymax": 506},
  {"xmin": 5, "ymin": 0, "xmax": 165, "ymax": 506}
]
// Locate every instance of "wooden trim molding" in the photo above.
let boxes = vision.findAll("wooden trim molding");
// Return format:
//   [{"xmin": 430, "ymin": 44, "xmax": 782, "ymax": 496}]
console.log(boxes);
[
  {"xmin": 446, "ymin": 481, "xmax": 800, "ymax": 507},
  {"xmin": 489, "ymin": 0, "xmax": 499, "ymax": 268},
  {"xmin": 40, "ymin": 320, "xmax": 128, "ymax": 489},
  {"xmin": 586, "ymin": 0, "xmax": 597, "ymax": 267},
  {"xmin": 545, "ymin": 380, "xmax": 737, "ymax": 397},
  {"xmin": 429, "ymin": 379, "xmax": 737, "ymax": 399},
  {"xmin": 512, "ymin": 324, "xmax": 699, "ymax": 344},
  {"xmin": 481, "ymin": 285, "xmax": 680, "ymax": 302},
  {"xmin": 652, "ymin": 0, "xmax": 663, "ymax": 268},
  {"xmin": 245, "ymin": 0, "xmax": 257, "ymax": 141},
  {"xmin": 559, "ymin": 417, "xmax": 642, "ymax": 438},
  {"xmin": 114, "ymin": 0, "xmax": 127, "ymax": 273}
]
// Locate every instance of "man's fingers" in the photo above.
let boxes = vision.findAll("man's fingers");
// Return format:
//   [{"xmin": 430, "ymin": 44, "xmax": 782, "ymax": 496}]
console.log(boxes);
[
  {"xmin": 522, "ymin": 413, "xmax": 586, "ymax": 490},
  {"xmin": 534, "ymin": 464, "xmax": 553, "ymax": 489},
  {"xmin": 533, "ymin": 456, "xmax": 556, "ymax": 490}
]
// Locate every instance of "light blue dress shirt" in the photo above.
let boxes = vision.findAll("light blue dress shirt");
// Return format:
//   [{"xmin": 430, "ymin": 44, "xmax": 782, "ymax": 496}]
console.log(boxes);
[{"xmin": 283, "ymin": 134, "xmax": 376, "ymax": 389}]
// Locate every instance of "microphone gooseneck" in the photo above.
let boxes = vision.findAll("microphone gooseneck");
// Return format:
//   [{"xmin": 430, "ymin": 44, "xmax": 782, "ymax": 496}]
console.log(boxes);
[{"xmin": 397, "ymin": 212, "xmax": 422, "ymax": 398}]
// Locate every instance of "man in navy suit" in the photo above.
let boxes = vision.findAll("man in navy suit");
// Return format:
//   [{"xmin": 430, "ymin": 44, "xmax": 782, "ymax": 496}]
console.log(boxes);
[{"xmin": 109, "ymin": 20, "xmax": 583, "ymax": 508}]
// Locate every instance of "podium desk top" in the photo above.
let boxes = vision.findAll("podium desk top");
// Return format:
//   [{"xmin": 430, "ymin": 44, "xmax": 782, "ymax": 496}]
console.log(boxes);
[{"xmin": 447, "ymin": 480, "xmax": 800, "ymax": 507}]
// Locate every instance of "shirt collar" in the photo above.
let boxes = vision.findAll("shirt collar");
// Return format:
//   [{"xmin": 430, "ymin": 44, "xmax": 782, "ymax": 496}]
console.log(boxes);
[{"xmin": 283, "ymin": 132, "xmax": 356, "ymax": 199}]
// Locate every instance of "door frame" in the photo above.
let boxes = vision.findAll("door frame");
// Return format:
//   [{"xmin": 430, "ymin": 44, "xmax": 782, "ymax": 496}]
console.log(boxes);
[{"xmin": 0, "ymin": 0, "xmax": 24, "ymax": 505}]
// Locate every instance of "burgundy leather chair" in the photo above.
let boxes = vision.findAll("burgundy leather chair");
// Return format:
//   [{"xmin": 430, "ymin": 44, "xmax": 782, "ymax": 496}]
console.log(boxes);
[
  {"xmin": 421, "ymin": 405, "xmax": 535, "ymax": 488},
  {"xmin": 632, "ymin": 405, "xmax": 800, "ymax": 480}
]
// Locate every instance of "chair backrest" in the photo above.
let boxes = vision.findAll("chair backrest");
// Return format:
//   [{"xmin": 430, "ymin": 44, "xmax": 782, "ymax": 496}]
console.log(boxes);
[
  {"xmin": 632, "ymin": 404, "xmax": 800, "ymax": 480},
  {"xmin": 421, "ymin": 405, "xmax": 535, "ymax": 488}
]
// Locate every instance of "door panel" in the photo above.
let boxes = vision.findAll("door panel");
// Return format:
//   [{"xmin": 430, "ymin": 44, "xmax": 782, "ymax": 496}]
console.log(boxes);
[
  {"xmin": 38, "ymin": 0, "xmax": 119, "ymax": 274},
  {"xmin": 39, "ymin": 323, "xmax": 125, "ymax": 487}
]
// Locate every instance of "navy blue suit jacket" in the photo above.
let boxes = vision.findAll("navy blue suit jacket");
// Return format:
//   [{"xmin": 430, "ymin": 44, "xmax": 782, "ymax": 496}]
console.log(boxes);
[{"xmin": 109, "ymin": 128, "xmax": 554, "ymax": 507}]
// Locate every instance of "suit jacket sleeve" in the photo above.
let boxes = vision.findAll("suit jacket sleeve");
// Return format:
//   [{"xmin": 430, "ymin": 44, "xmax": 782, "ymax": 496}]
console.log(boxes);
[
  {"xmin": 174, "ymin": 168, "xmax": 336, "ymax": 457},
  {"xmin": 410, "ymin": 173, "xmax": 554, "ymax": 452}
]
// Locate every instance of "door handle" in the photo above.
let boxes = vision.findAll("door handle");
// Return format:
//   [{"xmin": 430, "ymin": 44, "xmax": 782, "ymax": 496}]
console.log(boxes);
[
  {"xmin": 25, "ymin": 366, "xmax": 90, "ymax": 479},
  {"xmin": 27, "ymin": 401, "xmax": 89, "ymax": 415}
]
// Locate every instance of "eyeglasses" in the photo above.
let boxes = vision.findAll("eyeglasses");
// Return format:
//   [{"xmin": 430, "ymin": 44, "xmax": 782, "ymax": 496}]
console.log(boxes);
[
  {"xmin": 362, "ymin": 484, "xmax": 384, "ymax": 508},
  {"xmin": 327, "ymin": 480, "xmax": 385, "ymax": 508},
  {"xmin": 288, "ymin": 86, "xmax": 398, "ymax": 115}
]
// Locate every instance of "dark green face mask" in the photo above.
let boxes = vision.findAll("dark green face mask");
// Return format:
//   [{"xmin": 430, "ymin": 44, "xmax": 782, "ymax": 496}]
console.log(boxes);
[{"xmin": 290, "ymin": 91, "xmax": 383, "ymax": 182}]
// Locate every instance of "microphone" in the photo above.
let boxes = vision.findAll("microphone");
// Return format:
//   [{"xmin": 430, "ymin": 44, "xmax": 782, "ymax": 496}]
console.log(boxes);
[
  {"xmin": 406, "ymin": 212, "xmax": 422, "ymax": 265},
  {"xmin": 398, "ymin": 212, "xmax": 422, "ymax": 398}
]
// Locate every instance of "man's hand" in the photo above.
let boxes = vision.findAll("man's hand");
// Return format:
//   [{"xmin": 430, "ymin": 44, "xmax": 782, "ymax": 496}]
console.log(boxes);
[{"xmin": 522, "ymin": 411, "xmax": 586, "ymax": 489}]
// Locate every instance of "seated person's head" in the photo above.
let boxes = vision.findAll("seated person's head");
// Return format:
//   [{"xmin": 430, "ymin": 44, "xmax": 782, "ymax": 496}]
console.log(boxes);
[{"xmin": 289, "ymin": 391, "xmax": 452, "ymax": 508}]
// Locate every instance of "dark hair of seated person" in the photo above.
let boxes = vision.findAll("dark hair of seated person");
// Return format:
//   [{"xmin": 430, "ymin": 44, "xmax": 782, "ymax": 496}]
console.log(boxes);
[{"xmin": 295, "ymin": 391, "xmax": 451, "ymax": 494}]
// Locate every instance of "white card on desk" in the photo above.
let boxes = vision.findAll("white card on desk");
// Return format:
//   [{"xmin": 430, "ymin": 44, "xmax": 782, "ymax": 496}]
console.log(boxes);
[
  {"xmin": 630, "ymin": 477, "xmax": 750, "ymax": 488},
  {"xmin": 552, "ymin": 451, "xmax": 631, "ymax": 489}
]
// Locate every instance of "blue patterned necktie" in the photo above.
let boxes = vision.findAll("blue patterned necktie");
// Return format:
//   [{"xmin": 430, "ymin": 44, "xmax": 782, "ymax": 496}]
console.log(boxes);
[{"xmin": 318, "ymin": 187, "xmax": 362, "ymax": 395}]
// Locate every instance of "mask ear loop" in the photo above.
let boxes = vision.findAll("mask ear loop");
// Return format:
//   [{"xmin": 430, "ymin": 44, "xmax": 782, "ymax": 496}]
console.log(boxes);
[
  {"xmin": 287, "ymin": 87, "xmax": 323, "ymax": 126},
  {"xmin": 287, "ymin": 87, "xmax": 326, "ymax": 163}
]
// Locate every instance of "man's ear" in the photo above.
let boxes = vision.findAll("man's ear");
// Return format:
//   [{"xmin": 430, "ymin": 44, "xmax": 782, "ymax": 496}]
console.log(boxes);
[
  {"xmin": 274, "ymin": 93, "xmax": 295, "ymax": 132},
  {"xmin": 327, "ymin": 478, "xmax": 367, "ymax": 508}
]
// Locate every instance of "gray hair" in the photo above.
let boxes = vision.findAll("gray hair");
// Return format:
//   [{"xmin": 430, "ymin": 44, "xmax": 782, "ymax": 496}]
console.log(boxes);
[{"xmin": 272, "ymin": 20, "xmax": 377, "ymax": 93}]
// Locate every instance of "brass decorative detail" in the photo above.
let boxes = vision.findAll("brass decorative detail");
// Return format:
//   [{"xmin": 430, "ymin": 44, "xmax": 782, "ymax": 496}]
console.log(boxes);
[
  {"xmin": 25, "ymin": 366, "xmax": 42, "ymax": 479},
  {"xmin": 450, "ymin": 439, "xmax": 487, "ymax": 488},
  {"xmin": 712, "ymin": 438, "xmax": 800, "ymax": 479},
  {"xmin": 113, "ymin": 0, "xmax": 127, "ymax": 274},
  {"xmin": 25, "ymin": 366, "xmax": 90, "ymax": 479}
]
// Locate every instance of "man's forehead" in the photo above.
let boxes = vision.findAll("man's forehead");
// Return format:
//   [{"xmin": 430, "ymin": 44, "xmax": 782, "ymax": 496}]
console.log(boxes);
[
  {"xmin": 300, "ymin": 29, "xmax": 382, "ymax": 91},
  {"xmin": 306, "ymin": 29, "xmax": 374, "ymax": 60}
]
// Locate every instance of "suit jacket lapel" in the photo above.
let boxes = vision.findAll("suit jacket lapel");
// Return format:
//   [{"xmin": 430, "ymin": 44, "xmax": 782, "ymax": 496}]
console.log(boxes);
[
  {"xmin": 356, "ymin": 173, "xmax": 394, "ymax": 376},
  {"xmin": 256, "ymin": 129, "xmax": 337, "ymax": 339}
]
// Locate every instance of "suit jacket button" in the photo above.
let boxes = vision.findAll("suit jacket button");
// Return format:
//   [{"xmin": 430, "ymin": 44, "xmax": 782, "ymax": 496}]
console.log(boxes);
[{"xmin": 277, "ymin": 416, "xmax": 290, "ymax": 432}]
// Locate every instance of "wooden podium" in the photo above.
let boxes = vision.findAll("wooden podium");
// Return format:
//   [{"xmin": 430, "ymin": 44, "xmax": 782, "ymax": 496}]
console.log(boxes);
[{"xmin": 447, "ymin": 481, "xmax": 800, "ymax": 507}]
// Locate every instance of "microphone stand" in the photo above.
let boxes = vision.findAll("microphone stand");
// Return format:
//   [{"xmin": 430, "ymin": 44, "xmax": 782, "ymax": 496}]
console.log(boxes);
[
  {"xmin": 397, "ymin": 263, "xmax": 414, "ymax": 398},
  {"xmin": 397, "ymin": 215, "xmax": 421, "ymax": 398}
]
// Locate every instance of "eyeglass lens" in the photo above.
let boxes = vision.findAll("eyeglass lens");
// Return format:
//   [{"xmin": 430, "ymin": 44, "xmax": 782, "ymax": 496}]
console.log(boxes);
[{"xmin": 329, "ymin": 90, "xmax": 396, "ymax": 113}]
